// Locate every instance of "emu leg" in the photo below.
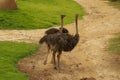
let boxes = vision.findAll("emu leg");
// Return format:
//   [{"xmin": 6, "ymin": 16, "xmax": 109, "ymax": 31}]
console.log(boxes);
[
  {"xmin": 43, "ymin": 53, "xmax": 49, "ymax": 65},
  {"xmin": 51, "ymin": 54, "xmax": 54, "ymax": 64},
  {"xmin": 57, "ymin": 52, "xmax": 62, "ymax": 72},
  {"xmin": 43, "ymin": 47, "xmax": 50, "ymax": 65},
  {"xmin": 53, "ymin": 51, "xmax": 57, "ymax": 69}
]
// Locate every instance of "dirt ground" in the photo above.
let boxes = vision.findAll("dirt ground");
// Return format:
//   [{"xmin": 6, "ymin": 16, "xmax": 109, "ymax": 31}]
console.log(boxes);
[{"xmin": 0, "ymin": 0, "xmax": 120, "ymax": 80}]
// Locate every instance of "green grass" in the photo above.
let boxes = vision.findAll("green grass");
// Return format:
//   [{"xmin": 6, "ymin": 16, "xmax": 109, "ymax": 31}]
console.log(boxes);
[
  {"xmin": 0, "ymin": 0, "xmax": 85, "ymax": 30},
  {"xmin": 108, "ymin": 34, "xmax": 120, "ymax": 54},
  {"xmin": 0, "ymin": 41, "xmax": 39, "ymax": 80},
  {"xmin": 109, "ymin": 0, "xmax": 120, "ymax": 9}
]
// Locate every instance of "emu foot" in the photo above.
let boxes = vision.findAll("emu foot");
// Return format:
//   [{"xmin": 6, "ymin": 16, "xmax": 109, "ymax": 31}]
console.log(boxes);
[
  {"xmin": 43, "ymin": 61, "xmax": 47, "ymax": 65},
  {"xmin": 53, "ymin": 67, "xmax": 61, "ymax": 73},
  {"xmin": 54, "ymin": 66, "xmax": 57, "ymax": 70}
]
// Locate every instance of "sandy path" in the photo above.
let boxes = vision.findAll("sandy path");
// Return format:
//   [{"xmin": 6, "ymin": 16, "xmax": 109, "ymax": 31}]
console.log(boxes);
[{"xmin": 1, "ymin": 0, "xmax": 120, "ymax": 80}]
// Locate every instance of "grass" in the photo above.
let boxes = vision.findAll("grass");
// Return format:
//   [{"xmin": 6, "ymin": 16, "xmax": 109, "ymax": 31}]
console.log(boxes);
[
  {"xmin": 0, "ymin": 0, "xmax": 85, "ymax": 30},
  {"xmin": 107, "ymin": 1, "xmax": 120, "ymax": 54},
  {"xmin": 109, "ymin": 0, "xmax": 120, "ymax": 9},
  {"xmin": 108, "ymin": 33, "xmax": 120, "ymax": 54},
  {"xmin": 0, "ymin": 41, "xmax": 39, "ymax": 80}
]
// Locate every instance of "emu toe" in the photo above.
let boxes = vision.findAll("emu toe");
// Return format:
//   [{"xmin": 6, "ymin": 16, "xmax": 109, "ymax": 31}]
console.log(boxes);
[{"xmin": 43, "ymin": 61, "xmax": 47, "ymax": 65}]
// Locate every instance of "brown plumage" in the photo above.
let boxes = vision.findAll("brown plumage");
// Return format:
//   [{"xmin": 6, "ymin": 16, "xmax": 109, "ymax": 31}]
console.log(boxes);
[
  {"xmin": 39, "ymin": 14, "xmax": 79, "ymax": 72},
  {"xmin": 45, "ymin": 27, "xmax": 68, "ymax": 35},
  {"xmin": 40, "ymin": 33, "xmax": 79, "ymax": 52}
]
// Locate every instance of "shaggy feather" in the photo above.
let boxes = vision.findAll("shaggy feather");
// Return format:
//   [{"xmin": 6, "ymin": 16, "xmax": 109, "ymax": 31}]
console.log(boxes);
[
  {"xmin": 45, "ymin": 28, "xmax": 59, "ymax": 35},
  {"xmin": 40, "ymin": 32, "xmax": 79, "ymax": 52},
  {"xmin": 45, "ymin": 27, "xmax": 68, "ymax": 35}
]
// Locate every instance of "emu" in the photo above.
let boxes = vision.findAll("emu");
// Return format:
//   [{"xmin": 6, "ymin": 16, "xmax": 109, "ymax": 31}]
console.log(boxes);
[
  {"xmin": 40, "ymin": 15, "xmax": 69, "ymax": 61},
  {"xmin": 39, "ymin": 14, "xmax": 79, "ymax": 72}
]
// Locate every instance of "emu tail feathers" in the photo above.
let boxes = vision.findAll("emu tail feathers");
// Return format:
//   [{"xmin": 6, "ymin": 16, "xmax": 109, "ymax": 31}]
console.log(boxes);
[{"xmin": 39, "ymin": 36, "xmax": 47, "ymax": 44}]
